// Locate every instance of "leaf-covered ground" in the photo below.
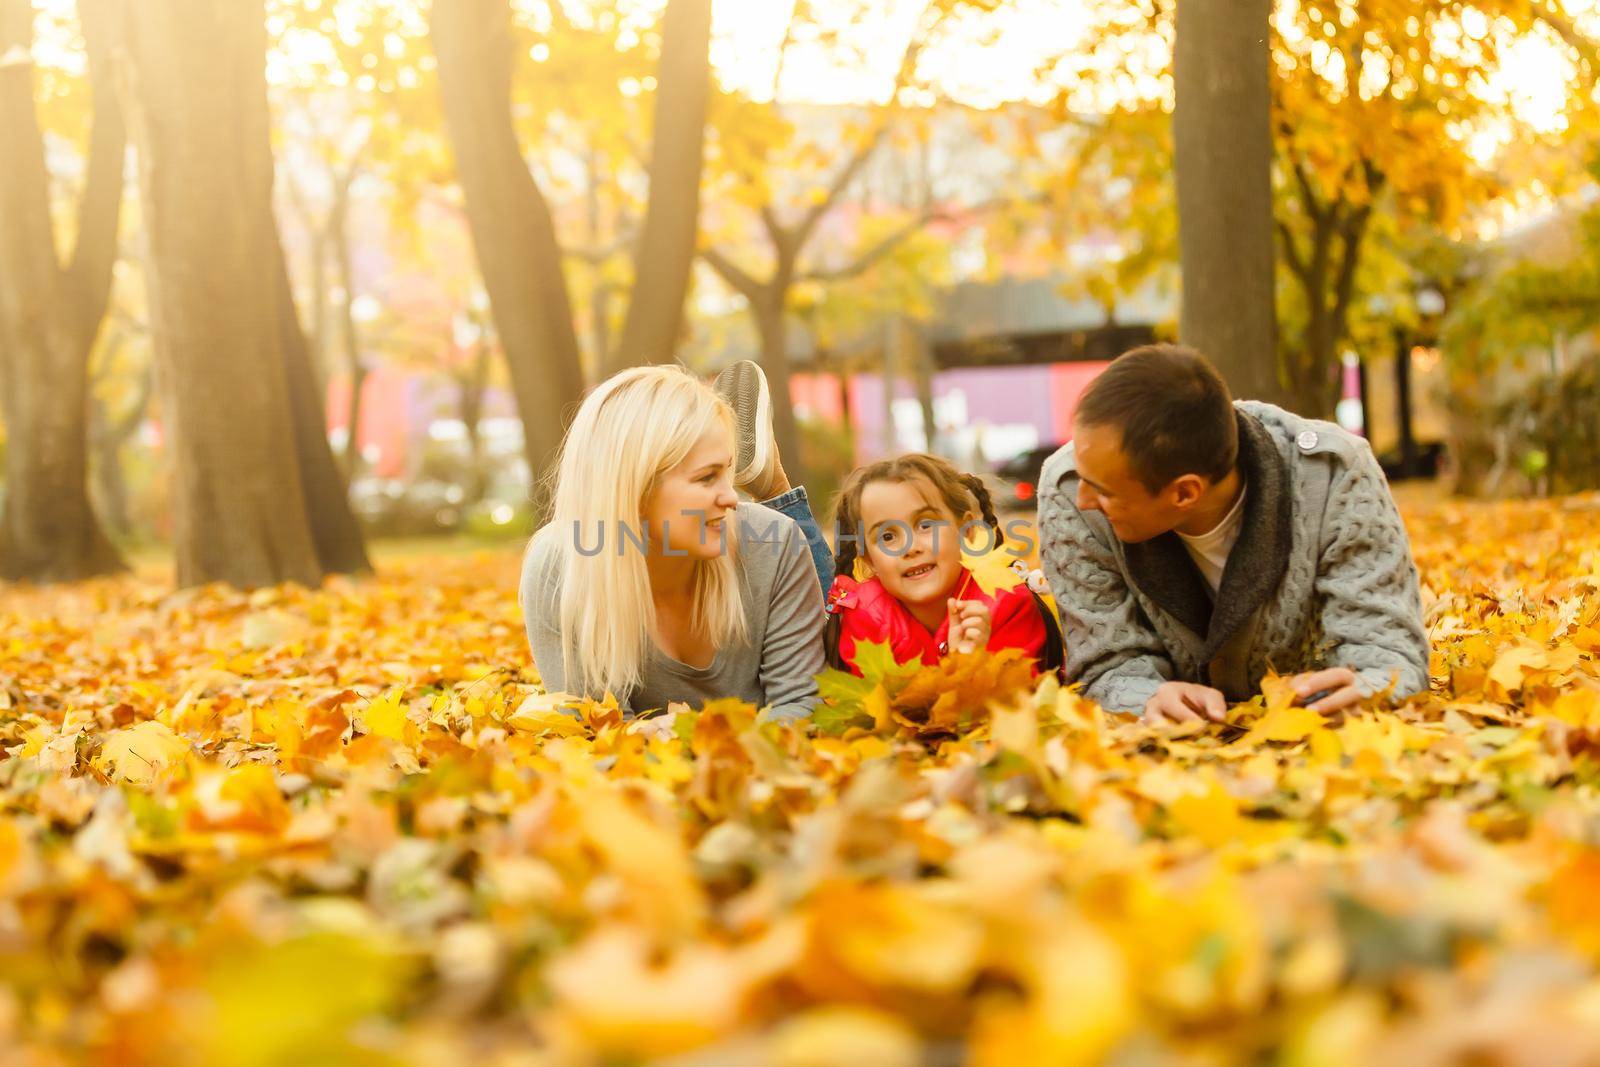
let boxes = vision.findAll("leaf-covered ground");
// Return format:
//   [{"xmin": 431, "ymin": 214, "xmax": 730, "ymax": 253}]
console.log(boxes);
[{"xmin": 5, "ymin": 494, "xmax": 1600, "ymax": 1066}]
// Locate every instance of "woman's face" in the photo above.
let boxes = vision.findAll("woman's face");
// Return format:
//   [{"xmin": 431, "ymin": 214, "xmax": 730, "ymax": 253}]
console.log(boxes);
[
  {"xmin": 859, "ymin": 477, "xmax": 972, "ymax": 615},
  {"xmin": 641, "ymin": 425, "xmax": 739, "ymax": 561}
]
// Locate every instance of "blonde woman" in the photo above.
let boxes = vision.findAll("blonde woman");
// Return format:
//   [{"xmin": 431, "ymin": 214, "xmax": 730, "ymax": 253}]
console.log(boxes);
[{"xmin": 520, "ymin": 362, "xmax": 826, "ymax": 720}]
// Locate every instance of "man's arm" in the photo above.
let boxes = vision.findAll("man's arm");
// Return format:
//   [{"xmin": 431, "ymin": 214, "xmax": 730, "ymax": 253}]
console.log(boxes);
[
  {"xmin": 1312, "ymin": 444, "xmax": 1430, "ymax": 700},
  {"xmin": 1037, "ymin": 479, "xmax": 1176, "ymax": 713}
]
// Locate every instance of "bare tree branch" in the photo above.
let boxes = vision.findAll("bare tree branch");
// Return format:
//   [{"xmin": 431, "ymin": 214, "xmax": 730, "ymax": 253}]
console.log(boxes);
[
  {"xmin": 800, "ymin": 214, "xmax": 929, "ymax": 284},
  {"xmin": 790, "ymin": 123, "xmax": 890, "ymax": 253},
  {"xmin": 1286, "ymin": 150, "xmax": 1328, "ymax": 226},
  {"xmin": 770, "ymin": 0, "xmax": 802, "ymax": 100},
  {"xmin": 797, "ymin": 194, "xmax": 1017, "ymax": 284},
  {"xmin": 1328, "ymin": 202, "xmax": 1372, "ymax": 347},
  {"xmin": 700, "ymin": 244, "xmax": 766, "ymax": 303},
  {"xmin": 1276, "ymin": 218, "xmax": 1311, "ymax": 284},
  {"xmin": 759, "ymin": 203, "xmax": 789, "ymax": 257},
  {"xmin": 788, "ymin": 2, "xmax": 935, "ymax": 251}
]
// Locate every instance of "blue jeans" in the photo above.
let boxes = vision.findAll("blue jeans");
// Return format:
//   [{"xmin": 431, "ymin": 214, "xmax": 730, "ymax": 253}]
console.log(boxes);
[{"xmin": 760, "ymin": 485, "xmax": 834, "ymax": 593}]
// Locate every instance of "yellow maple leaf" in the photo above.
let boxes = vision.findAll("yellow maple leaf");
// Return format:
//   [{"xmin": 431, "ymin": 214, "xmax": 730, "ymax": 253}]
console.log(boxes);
[
  {"xmin": 96, "ymin": 720, "xmax": 191, "ymax": 787},
  {"xmin": 962, "ymin": 533, "xmax": 1026, "ymax": 598},
  {"xmin": 1168, "ymin": 783, "xmax": 1246, "ymax": 849},
  {"xmin": 360, "ymin": 689, "xmax": 409, "ymax": 742}
]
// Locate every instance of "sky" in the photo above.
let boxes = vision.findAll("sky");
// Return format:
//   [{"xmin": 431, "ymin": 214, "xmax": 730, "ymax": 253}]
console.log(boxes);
[
  {"xmin": 24, "ymin": 0, "xmax": 1599, "ymax": 192},
  {"xmin": 707, "ymin": 0, "xmax": 1591, "ymax": 132},
  {"xmin": 708, "ymin": 0, "xmax": 1089, "ymax": 108},
  {"xmin": 26, "ymin": 0, "xmax": 1593, "ymax": 125}
]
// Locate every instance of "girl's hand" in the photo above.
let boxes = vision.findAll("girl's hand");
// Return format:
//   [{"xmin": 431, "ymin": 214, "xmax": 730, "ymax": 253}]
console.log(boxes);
[{"xmin": 947, "ymin": 599, "xmax": 992, "ymax": 655}]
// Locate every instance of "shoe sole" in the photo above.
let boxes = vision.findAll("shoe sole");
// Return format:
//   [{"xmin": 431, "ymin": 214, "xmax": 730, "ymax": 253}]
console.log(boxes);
[{"xmin": 714, "ymin": 359, "xmax": 775, "ymax": 493}]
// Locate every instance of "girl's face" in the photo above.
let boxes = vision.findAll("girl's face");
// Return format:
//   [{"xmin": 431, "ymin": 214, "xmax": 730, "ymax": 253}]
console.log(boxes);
[
  {"xmin": 859, "ymin": 477, "xmax": 973, "ymax": 615},
  {"xmin": 641, "ymin": 425, "xmax": 739, "ymax": 561}
]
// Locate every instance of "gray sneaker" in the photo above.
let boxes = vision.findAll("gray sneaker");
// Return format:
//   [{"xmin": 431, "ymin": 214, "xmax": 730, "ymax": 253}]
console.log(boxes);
[{"xmin": 713, "ymin": 359, "xmax": 779, "ymax": 499}]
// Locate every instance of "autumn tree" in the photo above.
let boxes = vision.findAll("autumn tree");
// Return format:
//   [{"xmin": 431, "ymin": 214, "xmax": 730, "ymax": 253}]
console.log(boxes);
[
  {"xmin": 1173, "ymin": 0, "xmax": 1282, "ymax": 405},
  {"xmin": 0, "ymin": 0, "xmax": 125, "ymax": 582},
  {"xmin": 430, "ymin": 0, "xmax": 583, "ymax": 501},
  {"xmin": 492, "ymin": 0, "xmax": 681, "ymax": 378},
  {"xmin": 1060, "ymin": 0, "xmax": 1597, "ymax": 416},
  {"xmin": 431, "ymin": 0, "xmax": 713, "ymax": 501},
  {"xmin": 271, "ymin": 0, "xmax": 448, "ymax": 479},
  {"xmin": 1271, "ymin": 3, "xmax": 1597, "ymax": 414},
  {"xmin": 119, "ymin": 0, "xmax": 368, "ymax": 587},
  {"xmin": 699, "ymin": 0, "xmax": 1008, "ymax": 467},
  {"xmin": 608, "ymin": 0, "xmax": 713, "ymax": 373}
]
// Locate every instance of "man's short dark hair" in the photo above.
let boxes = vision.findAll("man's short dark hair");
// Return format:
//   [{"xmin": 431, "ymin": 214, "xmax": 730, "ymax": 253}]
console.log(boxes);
[{"xmin": 1076, "ymin": 344, "xmax": 1238, "ymax": 493}]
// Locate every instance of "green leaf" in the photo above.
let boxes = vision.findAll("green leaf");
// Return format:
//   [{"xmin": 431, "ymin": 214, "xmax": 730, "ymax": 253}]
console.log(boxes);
[
  {"xmin": 672, "ymin": 709, "xmax": 700, "ymax": 745},
  {"xmin": 817, "ymin": 667, "xmax": 874, "ymax": 707},
  {"xmin": 810, "ymin": 701, "xmax": 874, "ymax": 737},
  {"xmin": 852, "ymin": 640, "xmax": 919, "ymax": 689}
]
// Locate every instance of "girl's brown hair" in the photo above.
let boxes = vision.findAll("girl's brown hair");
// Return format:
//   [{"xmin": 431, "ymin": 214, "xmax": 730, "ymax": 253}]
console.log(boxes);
[{"xmin": 829, "ymin": 453, "xmax": 1002, "ymax": 583}]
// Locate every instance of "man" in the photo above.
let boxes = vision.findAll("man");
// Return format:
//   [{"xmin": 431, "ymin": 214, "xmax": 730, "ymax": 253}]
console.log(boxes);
[{"xmin": 1037, "ymin": 344, "xmax": 1428, "ymax": 725}]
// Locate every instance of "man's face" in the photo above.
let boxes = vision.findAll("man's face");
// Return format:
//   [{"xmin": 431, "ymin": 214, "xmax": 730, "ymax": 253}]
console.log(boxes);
[{"xmin": 1072, "ymin": 420, "xmax": 1187, "ymax": 543}]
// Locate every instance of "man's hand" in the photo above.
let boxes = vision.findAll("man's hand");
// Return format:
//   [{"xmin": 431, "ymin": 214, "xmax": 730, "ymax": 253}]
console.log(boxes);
[
  {"xmin": 947, "ymin": 599, "xmax": 992, "ymax": 655},
  {"xmin": 1142, "ymin": 681, "xmax": 1228, "ymax": 726},
  {"xmin": 1288, "ymin": 667, "xmax": 1364, "ymax": 715}
]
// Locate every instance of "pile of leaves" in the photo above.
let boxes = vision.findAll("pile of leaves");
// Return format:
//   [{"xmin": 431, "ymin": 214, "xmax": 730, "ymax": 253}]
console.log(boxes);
[{"xmin": 5, "ymin": 494, "xmax": 1600, "ymax": 1065}]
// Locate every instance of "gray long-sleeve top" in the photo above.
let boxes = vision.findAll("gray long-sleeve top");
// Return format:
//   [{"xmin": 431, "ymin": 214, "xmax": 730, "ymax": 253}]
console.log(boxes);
[
  {"xmin": 520, "ymin": 501, "xmax": 825, "ymax": 720},
  {"xmin": 1038, "ymin": 401, "xmax": 1430, "ymax": 713}
]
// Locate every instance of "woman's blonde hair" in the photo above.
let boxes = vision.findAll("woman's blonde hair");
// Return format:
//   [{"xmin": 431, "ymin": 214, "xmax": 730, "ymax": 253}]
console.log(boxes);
[{"xmin": 531, "ymin": 365, "xmax": 749, "ymax": 699}]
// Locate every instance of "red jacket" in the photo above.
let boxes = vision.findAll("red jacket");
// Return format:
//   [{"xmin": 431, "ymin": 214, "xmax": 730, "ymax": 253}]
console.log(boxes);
[{"xmin": 827, "ymin": 568, "xmax": 1051, "ymax": 676}]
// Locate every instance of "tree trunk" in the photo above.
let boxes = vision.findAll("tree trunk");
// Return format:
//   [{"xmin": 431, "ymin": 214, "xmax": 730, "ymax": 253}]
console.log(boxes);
[
  {"xmin": 881, "ymin": 316, "xmax": 899, "ymax": 455},
  {"xmin": 343, "ymin": 363, "xmax": 369, "ymax": 472},
  {"xmin": 432, "ymin": 0, "xmax": 585, "ymax": 516},
  {"xmin": 591, "ymin": 283, "xmax": 614, "ymax": 381},
  {"xmin": 1173, "ymin": 0, "xmax": 1285, "ymax": 406},
  {"xmin": 583, "ymin": 148, "xmax": 611, "ymax": 379},
  {"xmin": 89, "ymin": 398, "xmax": 132, "ymax": 539},
  {"xmin": 309, "ymin": 231, "xmax": 331, "ymax": 380},
  {"xmin": 120, "ymin": 0, "xmax": 324, "ymax": 588},
  {"xmin": 458, "ymin": 339, "xmax": 492, "ymax": 505},
  {"xmin": 0, "ymin": 0, "xmax": 126, "ymax": 582},
  {"xmin": 87, "ymin": 330, "xmax": 151, "ymax": 539},
  {"xmin": 608, "ymin": 0, "xmax": 713, "ymax": 375},
  {"xmin": 273, "ymin": 227, "xmax": 371, "ymax": 576},
  {"xmin": 1292, "ymin": 207, "xmax": 1371, "ymax": 418},
  {"xmin": 284, "ymin": 171, "xmax": 333, "ymax": 385},
  {"xmin": 1394, "ymin": 326, "xmax": 1418, "ymax": 477},
  {"xmin": 330, "ymin": 185, "xmax": 366, "ymax": 477},
  {"xmin": 908, "ymin": 320, "xmax": 938, "ymax": 453},
  {"xmin": 753, "ymin": 295, "xmax": 801, "ymax": 478}
]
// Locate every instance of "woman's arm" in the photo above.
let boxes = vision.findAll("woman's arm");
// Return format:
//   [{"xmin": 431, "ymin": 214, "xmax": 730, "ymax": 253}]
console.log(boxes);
[
  {"xmin": 757, "ymin": 522, "xmax": 827, "ymax": 721},
  {"xmin": 519, "ymin": 534, "xmax": 569, "ymax": 694}
]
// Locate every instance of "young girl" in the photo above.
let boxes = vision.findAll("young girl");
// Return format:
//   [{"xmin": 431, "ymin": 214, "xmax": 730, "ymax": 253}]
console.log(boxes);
[{"xmin": 824, "ymin": 453, "xmax": 1064, "ymax": 677}]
